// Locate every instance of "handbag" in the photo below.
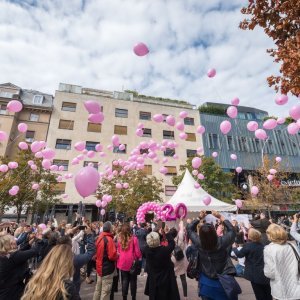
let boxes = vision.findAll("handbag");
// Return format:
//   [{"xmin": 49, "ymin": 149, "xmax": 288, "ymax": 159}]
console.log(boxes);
[
  {"xmin": 187, "ymin": 251, "xmax": 200, "ymax": 280},
  {"xmin": 173, "ymin": 237, "xmax": 184, "ymax": 261},
  {"xmin": 288, "ymin": 243, "xmax": 300, "ymax": 275},
  {"xmin": 129, "ymin": 238, "xmax": 142, "ymax": 276}
]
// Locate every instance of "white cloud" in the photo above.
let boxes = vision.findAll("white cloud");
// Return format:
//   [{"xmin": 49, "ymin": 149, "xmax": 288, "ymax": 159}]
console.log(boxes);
[{"xmin": 0, "ymin": 0, "xmax": 298, "ymax": 117}]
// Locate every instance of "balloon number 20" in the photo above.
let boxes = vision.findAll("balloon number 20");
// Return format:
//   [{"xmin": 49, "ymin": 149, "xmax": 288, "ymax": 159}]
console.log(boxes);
[{"xmin": 162, "ymin": 203, "xmax": 187, "ymax": 221}]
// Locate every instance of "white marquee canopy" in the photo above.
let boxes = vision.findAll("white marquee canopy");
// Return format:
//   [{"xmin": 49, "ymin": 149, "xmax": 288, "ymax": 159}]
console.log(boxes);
[{"xmin": 167, "ymin": 169, "xmax": 237, "ymax": 212}]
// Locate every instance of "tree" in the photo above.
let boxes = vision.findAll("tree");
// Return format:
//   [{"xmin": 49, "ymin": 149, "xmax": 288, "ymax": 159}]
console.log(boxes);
[
  {"xmin": 246, "ymin": 156, "xmax": 300, "ymax": 217},
  {"xmin": 97, "ymin": 170, "xmax": 163, "ymax": 218},
  {"xmin": 0, "ymin": 150, "xmax": 61, "ymax": 222},
  {"xmin": 240, "ymin": 0, "xmax": 300, "ymax": 96},
  {"xmin": 172, "ymin": 156, "xmax": 239, "ymax": 203}
]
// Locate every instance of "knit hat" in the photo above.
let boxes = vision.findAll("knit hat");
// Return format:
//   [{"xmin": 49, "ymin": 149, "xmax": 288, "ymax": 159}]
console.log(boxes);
[
  {"xmin": 103, "ymin": 221, "xmax": 112, "ymax": 233},
  {"xmin": 146, "ymin": 232, "xmax": 160, "ymax": 248}
]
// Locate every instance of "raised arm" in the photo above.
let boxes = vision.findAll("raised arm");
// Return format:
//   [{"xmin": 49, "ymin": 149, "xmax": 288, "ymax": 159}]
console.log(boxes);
[
  {"xmin": 186, "ymin": 219, "xmax": 200, "ymax": 247},
  {"xmin": 290, "ymin": 215, "xmax": 300, "ymax": 242}
]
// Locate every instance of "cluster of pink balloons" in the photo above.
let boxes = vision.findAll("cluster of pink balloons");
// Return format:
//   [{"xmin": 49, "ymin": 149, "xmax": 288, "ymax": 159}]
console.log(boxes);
[
  {"xmin": 84, "ymin": 100, "xmax": 104, "ymax": 124},
  {"xmin": 9, "ymin": 185, "xmax": 19, "ymax": 196},
  {"xmin": 136, "ymin": 202, "xmax": 165, "ymax": 224}
]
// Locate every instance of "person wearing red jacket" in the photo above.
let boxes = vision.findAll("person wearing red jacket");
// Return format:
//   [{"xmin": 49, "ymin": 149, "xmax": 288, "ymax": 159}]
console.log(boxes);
[{"xmin": 93, "ymin": 221, "xmax": 118, "ymax": 300}]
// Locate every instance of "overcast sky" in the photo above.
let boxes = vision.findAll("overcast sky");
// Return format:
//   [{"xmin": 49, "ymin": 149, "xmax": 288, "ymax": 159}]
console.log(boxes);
[{"xmin": 0, "ymin": 0, "xmax": 297, "ymax": 116}]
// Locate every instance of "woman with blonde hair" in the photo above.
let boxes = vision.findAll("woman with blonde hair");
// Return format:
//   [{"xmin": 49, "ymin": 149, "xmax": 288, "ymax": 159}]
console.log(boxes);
[
  {"xmin": 264, "ymin": 224, "xmax": 300, "ymax": 300},
  {"xmin": 22, "ymin": 244, "xmax": 77, "ymax": 300}
]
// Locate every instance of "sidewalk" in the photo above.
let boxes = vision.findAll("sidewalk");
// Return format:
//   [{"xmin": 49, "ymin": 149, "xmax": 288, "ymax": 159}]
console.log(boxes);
[{"xmin": 80, "ymin": 274, "xmax": 256, "ymax": 300}]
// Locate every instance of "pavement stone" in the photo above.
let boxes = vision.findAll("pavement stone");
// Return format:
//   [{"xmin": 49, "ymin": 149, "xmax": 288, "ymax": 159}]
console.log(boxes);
[{"xmin": 80, "ymin": 274, "xmax": 256, "ymax": 300}]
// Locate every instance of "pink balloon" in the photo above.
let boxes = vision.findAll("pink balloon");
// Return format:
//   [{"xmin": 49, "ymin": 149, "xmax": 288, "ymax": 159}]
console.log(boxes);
[
  {"xmin": 173, "ymin": 154, "xmax": 178, "ymax": 159},
  {"xmin": 136, "ymin": 129, "xmax": 143, "ymax": 137},
  {"xmin": 0, "ymin": 164, "xmax": 8, "ymax": 172},
  {"xmin": 0, "ymin": 131, "xmax": 7, "ymax": 141},
  {"xmin": 192, "ymin": 157, "xmax": 202, "ymax": 169},
  {"xmin": 231, "ymin": 97, "xmax": 240, "ymax": 106},
  {"xmin": 220, "ymin": 120, "xmax": 232, "ymax": 134},
  {"xmin": 251, "ymin": 186, "xmax": 259, "ymax": 196},
  {"xmin": 137, "ymin": 123, "xmax": 144, "ymax": 129},
  {"xmin": 18, "ymin": 142, "xmax": 28, "ymax": 150},
  {"xmin": 42, "ymin": 159, "xmax": 51, "ymax": 170},
  {"xmin": 236, "ymin": 167, "xmax": 243, "ymax": 173},
  {"xmin": 269, "ymin": 168, "xmax": 277, "ymax": 175},
  {"xmin": 84, "ymin": 100, "xmax": 101, "ymax": 114},
  {"xmin": 175, "ymin": 122, "xmax": 184, "ymax": 131},
  {"xmin": 287, "ymin": 123, "xmax": 299, "ymax": 135},
  {"xmin": 179, "ymin": 132, "xmax": 187, "ymax": 140},
  {"xmin": 42, "ymin": 148, "xmax": 56, "ymax": 159},
  {"xmin": 159, "ymin": 166, "xmax": 168, "ymax": 174},
  {"xmin": 9, "ymin": 185, "xmax": 19, "ymax": 196},
  {"xmin": 39, "ymin": 141, "xmax": 46, "ymax": 149},
  {"xmin": 77, "ymin": 154, "xmax": 84, "ymax": 161},
  {"xmin": 197, "ymin": 147, "xmax": 203, "ymax": 154},
  {"xmin": 83, "ymin": 149, "xmax": 88, "ymax": 155},
  {"xmin": 235, "ymin": 199, "xmax": 243, "ymax": 208},
  {"xmin": 194, "ymin": 182, "xmax": 200, "ymax": 189},
  {"xmin": 30, "ymin": 141, "xmax": 42, "ymax": 153},
  {"xmin": 107, "ymin": 195, "xmax": 112, "ymax": 202},
  {"xmin": 35, "ymin": 152, "xmax": 43, "ymax": 159},
  {"xmin": 17, "ymin": 123, "xmax": 28, "ymax": 133},
  {"xmin": 32, "ymin": 183, "xmax": 39, "ymax": 190},
  {"xmin": 207, "ymin": 68, "xmax": 216, "ymax": 78},
  {"xmin": 100, "ymin": 209, "xmax": 106, "ymax": 216},
  {"xmin": 196, "ymin": 125, "xmax": 205, "ymax": 134},
  {"xmin": 166, "ymin": 115, "xmax": 176, "ymax": 126},
  {"xmin": 230, "ymin": 154, "xmax": 237, "ymax": 160},
  {"xmin": 212, "ymin": 152, "xmax": 218, "ymax": 158},
  {"xmin": 275, "ymin": 95, "xmax": 288, "ymax": 105},
  {"xmin": 88, "ymin": 112, "xmax": 104, "ymax": 124},
  {"xmin": 38, "ymin": 223, "xmax": 47, "ymax": 230},
  {"xmin": 192, "ymin": 169, "xmax": 198, "ymax": 176},
  {"xmin": 198, "ymin": 173, "xmax": 205, "ymax": 180},
  {"xmin": 111, "ymin": 135, "xmax": 120, "ymax": 147},
  {"xmin": 133, "ymin": 42, "xmax": 149, "ymax": 56},
  {"xmin": 275, "ymin": 156, "xmax": 282, "ymax": 163},
  {"xmin": 62, "ymin": 194, "xmax": 69, "ymax": 199},
  {"xmin": 263, "ymin": 119, "xmax": 277, "ymax": 130},
  {"xmin": 247, "ymin": 121, "xmax": 258, "ymax": 132},
  {"xmin": 8, "ymin": 162, "xmax": 18, "ymax": 169},
  {"xmin": 255, "ymin": 129, "xmax": 268, "ymax": 140},
  {"xmin": 226, "ymin": 106, "xmax": 238, "ymax": 119},
  {"xmin": 56, "ymin": 175, "xmax": 63, "ymax": 182},
  {"xmin": 267, "ymin": 175, "xmax": 274, "ymax": 181},
  {"xmin": 277, "ymin": 117, "xmax": 286, "ymax": 124},
  {"xmin": 74, "ymin": 166, "xmax": 100, "ymax": 198},
  {"xmin": 74, "ymin": 141, "xmax": 86, "ymax": 151},
  {"xmin": 96, "ymin": 200, "xmax": 102, "ymax": 208},
  {"xmin": 28, "ymin": 160, "xmax": 34, "ymax": 166},
  {"xmin": 30, "ymin": 164, "xmax": 37, "ymax": 171},
  {"xmin": 153, "ymin": 114, "xmax": 164, "ymax": 123},
  {"xmin": 50, "ymin": 165, "xmax": 59, "ymax": 171},
  {"xmin": 289, "ymin": 105, "xmax": 300, "ymax": 120},
  {"xmin": 87, "ymin": 151, "xmax": 95, "ymax": 158},
  {"xmin": 123, "ymin": 182, "xmax": 129, "ymax": 189},
  {"xmin": 179, "ymin": 111, "xmax": 188, "ymax": 118},
  {"xmin": 162, "ymin": 158, "xmax": 168, "ymax": 163},
  {"xmin": 58, "ymin": 166, "xmax": 65, "ymax": 171},
  {"xmin": 7, "ymin": 100, "xmax": 23, "ymax": 112},
  {"xmin": 94, "ymin": 144, "xmax": 102, "ymax": 152},
  {"xmin": 203, "ymin": 195, "xmax": 212, "ymax": 206}
]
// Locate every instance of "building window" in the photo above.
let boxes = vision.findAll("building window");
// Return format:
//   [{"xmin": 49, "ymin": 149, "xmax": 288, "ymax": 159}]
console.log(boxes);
[
  {"xmin": 139, "ymin": 111, "xmax": 151, "ymax": 120},
  {"xmin": 52, "ymin": 182, "xmax": 66, "ymax": 194},
  {"xmin": 164, "ymin": 148, "xmax": 175, "ymax": 156},
  {"xmin": 59, "ymin": 119, "xmax": 74, "ymax": 130},
  {"xmin": 83, "ymin": 161, "xmax": 98, "ymax": 170},
  {"xmin": 86, "ymin": 141, "xmax": 98, "ymax": 151},
  {"xmin": 29, "ymin": 113, "xmax": 39, "ymax": 122},
  {"xmin": 113, "ymin": 145, "xmax": 127, "ymax": 154},
  {"xmin": 53, "ymin": 160, "xmax": 69, "ymax": 171},
  {"xmin": 55, "ymin": 139, "xmax": 71, "ymax": 150},
  {"xmin": 184, "ymin": 117, "xmax": 194, "ymax": 126},
  {"xmin": 186, "ymin": 149, "xmax": 197, "ymax": 157},
  {"xmin": 143, "ymin": 165, "xmax": 152, "ymax": 175},
  {"xmin": 0, "ymin": 104, "xmax": 7, "ymax": 114},
  {"xmin": 165, "ymin": 166, "xmax": 177, "ymax": 176},
  {"xmin": 186, "ymin": 133, "xmax": 196, "ymax": 142},
  {"xmin": 32, "ymin": 95, "xmax": 44, "ymax": 105},
  {"xmin": 114, "ymin": 125, "xmax": 127, "ymax": 135},
  {"xmin": 0, "ymin": 92, "xmax": 13, "ymax": 98},
  {"xmin": 238, "ymin": 112, "xmax": 246, "ymax": 119},
  {"xmin": 140, "ymin": 148, "xmax": 149, "ymax": 154},
  {"xmin": 115, "ymin": 108, "xmax": 128, "ymax": 118},
  {"xmin": 61, "ymin": 102, "xmax": 76, "ymax": 112},
  {"xmin": 87, "ymin": 122, "xmax": 101, "ymax": 132},
  {"xmin": 227, "ymin": 136, "xmax": 234, "ymax": 151},
  {"xmin": 25, "ymin": 131, "xmax": 35, "ymax": 143},
  {"xmin": 165, "ymin": 185, "xmax": 177, "ymax": 196},
  {"xmin": 142, "ymin": 128, "xmax": 152, "ymax": 137},
  {"xmin": 163, "ymin": 130, "xmax": 174, "ymax": 140}
]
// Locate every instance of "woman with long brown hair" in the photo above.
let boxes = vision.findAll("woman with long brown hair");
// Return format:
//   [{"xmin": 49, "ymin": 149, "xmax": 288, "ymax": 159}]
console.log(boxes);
[
  {"xmin": 117, "ymin": 223, "xmax": 142, "ymax": 300},
  {"xmin": 21, "ymin": 244, "xmax": 76, "ymax": 300}
]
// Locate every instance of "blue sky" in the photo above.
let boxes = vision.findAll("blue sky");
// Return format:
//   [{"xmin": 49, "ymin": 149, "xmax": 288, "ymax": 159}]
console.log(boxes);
[{"xmin": 0, "ymin": 0, "xmax": 297, "ymax": 116}]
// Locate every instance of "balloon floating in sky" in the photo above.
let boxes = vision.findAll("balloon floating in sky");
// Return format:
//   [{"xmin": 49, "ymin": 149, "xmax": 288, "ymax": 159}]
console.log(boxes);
[
  {"xmin": 275, "ymin": 156, "xmax": 282, "ymax": 163},
  {"xmin": 236, "ymin": 167, "xmax": 242, "ymax": 173},
  {"xmin": 276, "ymin": 117, "xmax": 285, "ymax": 125},
  {"xmin": 203, "ymin": 195, "xmax": 212, "ymax": 206},
  {"xmin": 275, "ymin": 95, "xmax": 288, "ymax": 106},
  {"xmin": 220, "ymin": 120, "xmax": 232, "ymax": 134},
  {"xmin": 226, "ymin": 106, "xmax": 238, "ymax": 119},
  {"xmin": 231, "ymin": 97, "xmax": 240, "ymax": 106},
  {"xmin": 133, "ymin": 42, "xmax": 149, "ymax": 56},
  {"xmin": 251, "ymin": 186, "xmax": 259, "ymax": 196},
  {"xmin": 192, "ymin": 157, "xmax": 202, "ymax": 169},
  {"xmin": 84, "ymin": 100, "xmax": 102, "ymax": 114},
  {"xmin": 247, "ymin": 121, "xmax": 258, "ymax": 132},
  {"xmin": 7, "ymin": 100, "xmax": 23, "ymax": 113},
  {"xmin": 207, "ymin": 68, "xmax": 216, "ymax": 78},
  {"xmin": 255, "ymin": 129, "xmax": 268, "ymax": 140},
  {"xmin": 230, "ymin": 154, "xmax": 237, "ymax": 160},
  {"xmin": 212, "ymin": 152, "xmax": 218, "ymax": 158},
  {"xmin": 289, "ymin": 105, "xmax": 300, "ymax": 120},
  {"xmin": 17, "ymin": 123, "xmax": 28, "ymax": 133},
  {"xmin": 263, "ymin": 118, "xmax": 277, "ymax": 130},
  {"xmin": 287, "ymin": 123, "xmax": 299, "ymax": 135}
]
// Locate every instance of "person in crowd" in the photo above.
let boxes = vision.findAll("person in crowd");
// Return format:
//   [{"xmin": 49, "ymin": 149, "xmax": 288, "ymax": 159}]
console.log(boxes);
[
  {"xmin": 250, "ymin": 212, "xmax": 270, "ymax": 245},
  {"xmin": 93, "ymin": 221, "xmax": 118, "ymax": 300},
  {"xmin": 290, "ymin": 213, "xmax": 300, "ymax": 243},
  {"xmin": 232, "ymin": 228, "xmax": 272, "ymax": 300},
  {"xmin": 66, "ymin": 226, "xmax": 85, "ymax": 255},
  {"xmin": 143, "ymin": 229, "xmax": 180, "ymax": 300},
  {"xmin": 85, "ymin": 223, "xmax": 98, "ymax": 284},
  {"xmin": 135, "ymin": 223, "xmax": 148, "ymax": 276},
  {"xmin": 216, "ymin": 222, "xmax": 224, "ymax": 237},
  {"xmin": 231, "ymin": 242, "xmax": 245, "ymax": 277},
  {"xmin": 0, "ymin": 232, "xmax": 42, "ymax": 300},
  {"xmin": 264, "ymin": 224, "xmax": 300, "ymax": 300},
  {"xmin": 117, "ymin": 223, "xmax": 142, "ymax": 300},
  {"xmin": 170, "ymin": 220, "xmax": 188, "ymax": 300},
  {"xmin": 21, "ymin": 243, "xmax": 77, "ymax": 300},
  {"xmin": 187, "ymin": 210, "xmax": 237, "ymax": 300}
]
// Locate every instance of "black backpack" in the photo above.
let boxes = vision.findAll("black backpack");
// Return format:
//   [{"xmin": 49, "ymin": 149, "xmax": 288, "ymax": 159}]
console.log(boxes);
[{"xmin": 174, "ymin": 244, "xmax": 184, "ymax": 261}]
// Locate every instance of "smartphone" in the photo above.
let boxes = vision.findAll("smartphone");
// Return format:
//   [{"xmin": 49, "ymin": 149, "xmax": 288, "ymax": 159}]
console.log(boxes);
[
  {"xmin": 79, "ymin": 225, "xmax": 87, "ymax": 230},
  {"xmin": 206, "ymin": 211, "xmax": 212, "ymax": 215}
]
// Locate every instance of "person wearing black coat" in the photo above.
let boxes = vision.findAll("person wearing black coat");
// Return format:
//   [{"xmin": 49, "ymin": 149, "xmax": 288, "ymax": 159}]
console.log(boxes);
[
  {"xmin": 232, "ymin": 228, "xmax": 272, "ymax": 300},
  {"xmin": 250, "ymin": 213, "xmax": 270, "ymax": 245},
  {"xmin": 143, "ymin": 230, "xmax": 180, "ymax": 300},
  {"xmin": 0, "ymin": 233, "xmax": 42, "ymax": 300}
]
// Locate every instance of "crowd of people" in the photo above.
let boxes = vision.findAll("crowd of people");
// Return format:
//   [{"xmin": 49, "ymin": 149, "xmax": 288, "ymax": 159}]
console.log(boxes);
[{"xmin": 0, "ymin": 211, "xmax": 300, "ymax": 300}]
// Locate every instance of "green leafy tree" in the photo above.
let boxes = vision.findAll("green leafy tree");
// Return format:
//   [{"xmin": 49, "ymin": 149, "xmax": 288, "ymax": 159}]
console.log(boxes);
[
  {"xmin": 0, "ymin": 150, "xmax": 61, "ymax": 222},
  {"xmin": 172, "ymin": 156, "xmax": 239, "ymax": 203},
  {"xmin": 97, "ymin": 170, "xmax": 163, "ymax": 217}
]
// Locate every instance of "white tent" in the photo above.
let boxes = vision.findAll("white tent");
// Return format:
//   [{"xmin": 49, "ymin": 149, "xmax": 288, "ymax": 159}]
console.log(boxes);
[{"xmin": 167, "ymin": 169, "xmax": 237, "ymax": 212}]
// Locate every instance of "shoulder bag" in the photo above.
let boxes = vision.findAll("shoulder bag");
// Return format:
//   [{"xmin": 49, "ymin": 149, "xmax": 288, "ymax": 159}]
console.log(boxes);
[
  {"xmin": 173, "ymin": 236, "xmax": 184, "ymax": 261},
  {"xmin": 288, "ymin": 243, "xmax": 300, "ymax": 275},
  {"xmin": 130, "ymin": 237, "xmax": 142, "ymax": 276}
]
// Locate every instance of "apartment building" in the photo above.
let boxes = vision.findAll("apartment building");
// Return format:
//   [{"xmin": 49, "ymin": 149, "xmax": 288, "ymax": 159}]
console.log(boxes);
[{"xmin": 46, "ymin": 83, "xmax": 201, "ymax": 220}]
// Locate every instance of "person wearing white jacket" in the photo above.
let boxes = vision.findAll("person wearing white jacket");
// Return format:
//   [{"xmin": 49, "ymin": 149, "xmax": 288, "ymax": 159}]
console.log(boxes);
[{"xmin": 264, "ymin": 224, "xmax": 300, "ymax": 300}]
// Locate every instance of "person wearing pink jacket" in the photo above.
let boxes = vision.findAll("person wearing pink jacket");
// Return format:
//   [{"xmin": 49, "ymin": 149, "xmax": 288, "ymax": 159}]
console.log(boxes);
[{"xmin": 117, "ymin": 224, "xmax": 142, "ymax": 300}]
